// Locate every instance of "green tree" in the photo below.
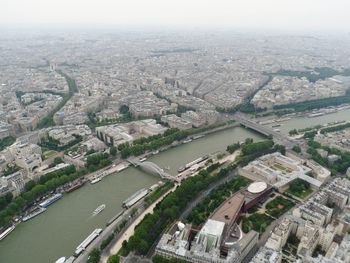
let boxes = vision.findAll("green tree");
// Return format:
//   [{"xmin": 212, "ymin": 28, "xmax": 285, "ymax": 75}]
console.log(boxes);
[
  {"xmin": 292, "ymin": 145, "xmax": 301, "ymax": 153},
  {"xmin": 53, "ymin": 157, "xmax": 63, "ymax": 165},
  {"xmin": 107, "ymin": 255, "xmax": 120, "ymax": 263},
  {"xmin": 119, "ymin": 105, "xmax": 129, "ymax": 114},
  {"xmin": 87, "ymin": 248, "xmax": 101, "ymax": 263},
  {"xmin": 289, "ymin": 129, "xmax": 298, "ymax": 136},
  {"xmin": 110, "ymin": 146, "xmax": 117, "ymax": 156}
]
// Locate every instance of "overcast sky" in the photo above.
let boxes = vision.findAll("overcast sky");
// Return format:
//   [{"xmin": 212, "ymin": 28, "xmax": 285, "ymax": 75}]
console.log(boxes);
[{"xmin": 1, "ymin": 0, "xmax": 350, "ymax": 33}]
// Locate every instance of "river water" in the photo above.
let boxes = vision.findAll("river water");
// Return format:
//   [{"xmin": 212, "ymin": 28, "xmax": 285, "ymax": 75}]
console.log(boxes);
[
  {"xmin": 0, "ymin": 127, "xmax": 262, "ymax": 263},
  {"xmin": 264, "ymin": 108, "xmax": 350, "ymax": 135}
]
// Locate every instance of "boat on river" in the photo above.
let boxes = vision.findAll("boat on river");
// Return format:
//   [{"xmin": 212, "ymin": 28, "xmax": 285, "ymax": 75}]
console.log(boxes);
[{"xmin": 92, "ymin": 204, "xmax": 106, "ymax": 216}]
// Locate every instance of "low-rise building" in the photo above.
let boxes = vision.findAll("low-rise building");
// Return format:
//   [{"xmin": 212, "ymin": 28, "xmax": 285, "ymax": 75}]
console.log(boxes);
[
  {"xmin": 239, "ymin": 152, "xmax": 324, "ymax": 191},
  {"xmin": 96, "ymin": 119, "xmax": 167, "ymax": 146},
  {"xmin": 161, "ymin": 114, "xmax": 192, "ymax": 130}
]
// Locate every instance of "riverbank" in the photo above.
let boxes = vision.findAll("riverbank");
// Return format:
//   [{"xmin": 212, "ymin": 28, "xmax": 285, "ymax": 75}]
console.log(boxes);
[
  {"xmin": 101, "ymin": 149, "xmax": 242, "ymax": 262},
  {"xmin": 100, "ymin": 186, "xmax": 176, "ymax": 263},
  {"xmin": 0, "ymin": 126, "xmax": 263, "ymax": 263}
]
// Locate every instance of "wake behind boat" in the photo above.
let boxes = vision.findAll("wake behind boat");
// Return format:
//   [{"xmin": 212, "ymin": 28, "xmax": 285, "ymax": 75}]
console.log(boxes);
[{"xmin": 92, "ymin": 204, "xmax": 106, "ymax": 216}]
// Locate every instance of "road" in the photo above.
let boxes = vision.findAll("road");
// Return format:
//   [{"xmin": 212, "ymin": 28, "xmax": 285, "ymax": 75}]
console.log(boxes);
[{"xmin": 99, "ymin": 186, "xmax": 176, "ymax": 263}]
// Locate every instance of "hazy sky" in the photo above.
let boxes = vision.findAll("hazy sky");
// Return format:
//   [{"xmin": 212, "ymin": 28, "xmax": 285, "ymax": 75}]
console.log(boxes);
[{"xmin": 2, "ymin": 0, "xmax": 350, "ymax": 32}]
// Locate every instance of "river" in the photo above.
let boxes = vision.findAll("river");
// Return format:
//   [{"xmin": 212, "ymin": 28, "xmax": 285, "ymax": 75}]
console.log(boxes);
[
  {"xmin": 0, "ymin": 126, "xmax": 262, "ymax": 263},
  {"xmin": 264, "ymin": 108, "xmax": 350, "ymax": 135}
]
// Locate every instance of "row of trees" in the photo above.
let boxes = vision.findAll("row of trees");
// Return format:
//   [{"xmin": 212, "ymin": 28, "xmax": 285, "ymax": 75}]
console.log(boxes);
[
  {"xmin": 320, "ymin": 122, "xmax": 350, "ymax": 134},
  {"xmin": 36, "ymin": 72, "xmax": 78, "ymax": 129},
  {"xmin": 226, "ymin": 142, "xmax": 240, "ymax": 154},
  {"xmin": 86, "ymin": 152, "xmax": 112, "ymax": 172},
  {"xmin": 144, "ymin": 182, "xmax": 174, "ymax": 207},
  {"xmin": 235, "ymin": 139, "xmax": 284, "ymax": 166},
  {"xmin": 273, "ymin": 92, "xmax": 350, "ymax": 112},
  {"xmin": 0, "ymin": 165, "xmax": 79, "ymax": 227}
]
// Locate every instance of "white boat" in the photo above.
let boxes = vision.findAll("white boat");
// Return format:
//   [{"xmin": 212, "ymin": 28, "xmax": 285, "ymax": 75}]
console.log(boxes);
[
  {"xmin": 22, "ymin": 207, "xmax": 46, "ymax": 222},
  {"xmin": 0, "ymin": 225, "xmax": 15, "ymax": 241},
  {"xmin": 139, "ymin": 157, "xmax": 147, "ymax": 162},
  {"xmin": 75, "ymin": 228, "xmax": 103, "ymax": 256},
  {"xmin": 116, "ymin": 164, "xmax": 129, "ymax": 172},
  {"xmin": 183, "ymin": 139, "xmax": 192, "ymax": 144},
  {"xmin": 90, "ymin": 177, "xmax": 102, "ymax": 184},
  {"xmin": 92, "ymin": 204, "xmax": 106, "ymax": 216},
  {"xmin": 39, "ymin": 193, "xmax": 63, "ymax": 208},
  {"xmin": 55, "ymin": 257, "xmax": 66, "ymax": 263}
]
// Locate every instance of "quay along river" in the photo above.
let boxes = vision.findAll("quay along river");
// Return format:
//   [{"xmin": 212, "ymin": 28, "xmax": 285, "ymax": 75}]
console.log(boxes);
[{"xmin": 0, "ymin": 126, "xmax": 262, "ymax": 263}]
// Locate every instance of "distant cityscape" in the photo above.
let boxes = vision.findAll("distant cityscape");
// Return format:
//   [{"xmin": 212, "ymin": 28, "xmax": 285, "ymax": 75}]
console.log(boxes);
[{"xmin": 1, "ymin": 30, "xmax": 350, "ymax": 263}]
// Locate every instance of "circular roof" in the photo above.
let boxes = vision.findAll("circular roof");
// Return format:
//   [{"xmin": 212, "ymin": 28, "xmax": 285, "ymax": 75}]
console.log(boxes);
[{"xmin": 247, "ymin": 182, "xmax": 267, "ymax": 194}]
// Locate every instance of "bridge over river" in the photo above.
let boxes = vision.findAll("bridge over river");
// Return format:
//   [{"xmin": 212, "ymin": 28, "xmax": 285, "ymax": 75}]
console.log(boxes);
[
  {"xmin": 234, "ymin": 113, "xmax": 296, "ymax": 149},
  {"xmin": 128, "ymin": 159, "xmax": 176, "ymax": 181}
]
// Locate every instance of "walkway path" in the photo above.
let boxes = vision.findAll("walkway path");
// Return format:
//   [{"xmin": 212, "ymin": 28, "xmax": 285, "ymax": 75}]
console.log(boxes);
[{"xmin": 100, "ymin": 186, "xmax": 176, "ymax": 263}]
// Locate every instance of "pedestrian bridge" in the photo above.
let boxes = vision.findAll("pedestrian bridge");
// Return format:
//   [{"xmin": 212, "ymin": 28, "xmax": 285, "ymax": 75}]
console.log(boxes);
[{"xmin": 128, "ymin": 160, "xmax": 175, "ymax": 181}]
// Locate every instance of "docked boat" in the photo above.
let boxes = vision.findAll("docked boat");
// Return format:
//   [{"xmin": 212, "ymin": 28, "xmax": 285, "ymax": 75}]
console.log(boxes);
[
  {"xmin": 177, "ymin": 166, "xmax": 186, "ymax": 173},
  {"xmin": 308, "ymin": 112, "xmax": 325, "ymax": 118},
  {"xmin": 92, "ymin": 204, "xmax": 106, "ymax": 216},
  {"xmin": 152, "ymin": 150, "xmax": 159, "ymax": 155},
  {"xmin": 272, "ymin": 124, "xmax": 281, "ymax": 128},
  {"xmin": 139, "ymin": 157, "xmax": 147, "ymax": 162},
  {"xmin": 65, "ymin": 180, "xmax": 85, "ymax": 193},
  {"xmin": 22, "ymin": 207, "xmax": 46, "ymax": 222},
  {"xmin": 75, "ymin": 228, "xmax": 103, "ymax": 256},
  {"xmin": 192, "ymin": 134, "xmax": 205, "ymax": 140},
  {"xmin": 90, "ymin": 177, "xmax": 102, "ymax": 184},
  {"xmin": 183, "ymin": 139, "xmax": 192, "ymax": 144},
  {"xmin": 39, "ymin": 193, "xmax": 63, "ymax": 208},
  {"xmin": 55, "ymin": 257, "xmax": 66, "ymax": 263},
  {"xmin": 0, "ymin": 225, "xmax": 15, "ymax": 241},
  {"xmin": 178, "ymin": 154, "xmax": 210, "ymax": 173},
  {"xmin": 116, "ymin": 163, "xmax": 129, "ymax": 172},
  {"xmin": 123, "ymin": 188, "xmax": 149, "ymax": 208}
]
